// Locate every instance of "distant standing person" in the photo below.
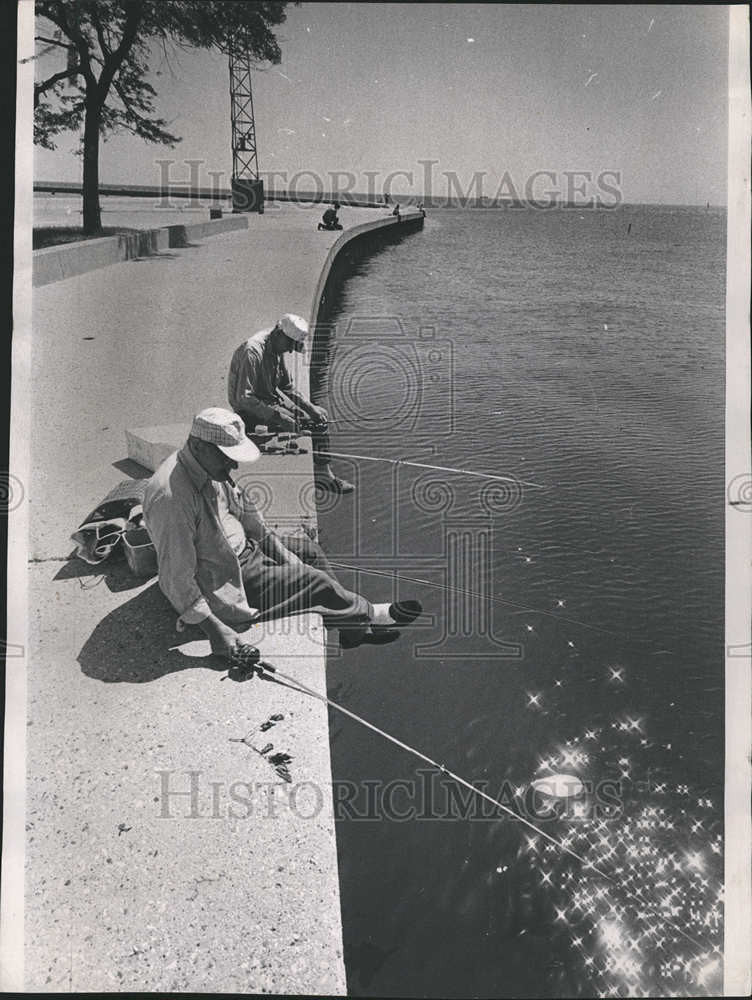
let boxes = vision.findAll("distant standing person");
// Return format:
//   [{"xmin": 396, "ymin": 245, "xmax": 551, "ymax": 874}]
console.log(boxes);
[
  {"xmin": 227, "ymin": 313, "xmax": 355, "ymax": 493},
  {"xmin": 318, "ymin": 201, "xmax": 342, "ymax": 231}
]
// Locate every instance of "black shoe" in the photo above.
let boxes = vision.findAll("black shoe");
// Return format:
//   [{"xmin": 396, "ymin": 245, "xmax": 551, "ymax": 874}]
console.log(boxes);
[
  {"xmin": 315, "ymin": 475, "xmax": 355, "ymax": 494},
  {"xmin": 339, "ymin": 627, "xmax": 400, "ymax": 650},
  {"xmin": 388, "ymin": 600, "xmax": 422, "ymax": 625}
]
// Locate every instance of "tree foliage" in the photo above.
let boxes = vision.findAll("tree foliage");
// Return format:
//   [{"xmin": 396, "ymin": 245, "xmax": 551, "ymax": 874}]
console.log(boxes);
[
  {"xmin": 34, "ymin": 1, "xmax": 290, "ymax": 229},
  {"xmin": 35, "ymin": 1, "xmax": 288, "ymax": 148}
]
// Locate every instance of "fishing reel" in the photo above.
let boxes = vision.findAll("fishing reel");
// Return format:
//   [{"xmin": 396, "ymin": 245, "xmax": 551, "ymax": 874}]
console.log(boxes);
[
  {"xmin": 296, "ymin": 417, "xmax": 320, "ymax": 433},
  {"xmin": 227, "ymin": 642, "xmax": 276, "ymax": 682}
]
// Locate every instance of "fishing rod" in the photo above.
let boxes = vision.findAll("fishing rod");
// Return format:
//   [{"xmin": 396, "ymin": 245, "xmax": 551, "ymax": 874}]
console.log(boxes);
[
  {"xmin": 318, "ymin": 449, "xmax": 544, "ymax": 491},
  {"xmin": 249, "ymin": 658, "xmax": 609, "ymax": 871},
  {"xmin": 290, "ymin": 417, "xmax": 544, "ymax": 489},
  {"xmin": 284, "ymin": 417, "xmax": 546, "ymax": 490},
  {"xmin": 233, "ymin": 656, "xmax": 714, "ymax": 956}
]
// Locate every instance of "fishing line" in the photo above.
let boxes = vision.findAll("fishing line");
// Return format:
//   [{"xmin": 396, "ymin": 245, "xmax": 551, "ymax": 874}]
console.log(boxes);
[
  {"xmin": 248, "ymin": 660, "xmax": 711, "ymax": 955},
  {"xmin": 261, "ymin": 662, "xmax": 611, "ymax": 872},
  {"xmin": 326, "ymin": 560, "xmax": 673, "ymax": 651},
  {"xmin": 318, "ymin": 449, "xmax": 545, "ymax": 490}
]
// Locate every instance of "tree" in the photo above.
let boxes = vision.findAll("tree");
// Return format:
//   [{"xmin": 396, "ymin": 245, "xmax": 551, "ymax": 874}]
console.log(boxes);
[{"xmin": 34, "ymin": 1, "xmax": 290, "ymax": 233}]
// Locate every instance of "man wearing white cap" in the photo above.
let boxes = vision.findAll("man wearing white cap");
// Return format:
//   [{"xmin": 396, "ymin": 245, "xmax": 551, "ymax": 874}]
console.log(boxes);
[
  {"xmin": 227, "ymin": 314, "xmax": 354, "ymax": 493},
  {"xmin": 143, "ymin": 408, "xmax": 420, "ymax": 660}
]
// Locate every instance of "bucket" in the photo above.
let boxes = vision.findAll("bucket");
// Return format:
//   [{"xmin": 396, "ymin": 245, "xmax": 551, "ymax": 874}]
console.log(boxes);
[{"xmin": 123, "ymin": 527, "xmax": 158, "ymax": 577}]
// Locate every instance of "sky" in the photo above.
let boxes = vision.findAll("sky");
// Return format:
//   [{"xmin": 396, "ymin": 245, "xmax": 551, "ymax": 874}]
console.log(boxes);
[{"xmin": 31, "ymin": 3, "xmax": 730, "ymax": 205}]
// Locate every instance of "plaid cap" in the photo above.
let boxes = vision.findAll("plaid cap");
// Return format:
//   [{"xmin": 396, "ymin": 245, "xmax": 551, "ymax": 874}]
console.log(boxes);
[{"xmin": 190, "ymin": 407, "xmax": 260, "ymax": 462}]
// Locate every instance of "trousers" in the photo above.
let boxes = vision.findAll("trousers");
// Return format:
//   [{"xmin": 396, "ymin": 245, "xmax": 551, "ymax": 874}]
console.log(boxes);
[{"xmin": 239, "ymin": 534, "xmax": 372, "ymax": 628}]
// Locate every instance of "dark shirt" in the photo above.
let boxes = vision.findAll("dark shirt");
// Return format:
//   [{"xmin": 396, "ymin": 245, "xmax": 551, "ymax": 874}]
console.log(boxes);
[{"xmin": 227, "ymin": 327, "xmax": 294, "ymax": 423}]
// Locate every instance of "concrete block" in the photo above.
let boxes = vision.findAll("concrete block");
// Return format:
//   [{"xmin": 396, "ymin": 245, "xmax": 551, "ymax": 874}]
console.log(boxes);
[
  {"xmin": 136, "ymin": 226, "xmax": 169, "ymax": 254},
  {"xmin": 33, "ymin": 235, "xmax": 124, "ymax": 287},
  {"xmin": 125, "ymin": 423, "xmax": 188, "ymax": 472},
  {"xmin": 32, "ymin": 244, "xmax": 67, "ymax": 286},
  {"xmin": 33, "ymin": 219, "xmax": 246, "ymax": 286},
  {"xmin": 166, "ymin": 224, "xmax": 190, "ymax": 248},
  {"xmin": 167, "ymin": 216, "xmax": 248, "ymax": 247},
  {"xmin": 232, "ymin": 177, "xmax": 264, "ymax": 214}
]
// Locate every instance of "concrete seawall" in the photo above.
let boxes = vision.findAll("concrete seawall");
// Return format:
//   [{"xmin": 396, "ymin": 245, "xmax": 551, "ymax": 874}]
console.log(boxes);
[
  {"xmin": 32, "ymin": 216, "xmax": 249, "ymax": 287},
  {"xmin": 32, "ymin": 211, "xmax": 422, "ymax": 288},
  {"xmin": 308, "ymin": 212, "xmax": 424, "ymax": 328},
  {"xmin": 21, "ymin": 202, "xmax": 423, "ymax": 992}
]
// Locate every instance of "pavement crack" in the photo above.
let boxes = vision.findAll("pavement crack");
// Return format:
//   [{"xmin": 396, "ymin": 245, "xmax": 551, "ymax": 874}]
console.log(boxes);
[{"xmin": 186, "ymin": 872, "xmax": 226, "ymax": 902}]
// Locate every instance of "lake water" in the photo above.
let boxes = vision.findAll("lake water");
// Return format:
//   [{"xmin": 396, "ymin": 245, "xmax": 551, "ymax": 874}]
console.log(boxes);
[{"xmin": 313, "ymin": 205, "xmax": 726, "ymax": 997}]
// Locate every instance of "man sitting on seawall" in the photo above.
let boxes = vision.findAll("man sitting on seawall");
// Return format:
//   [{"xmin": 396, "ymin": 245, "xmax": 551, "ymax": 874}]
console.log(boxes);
[
  {"xmin": 227, "ymin": 312, "xmax": 354, "ymax": 494},
  {"xmin": 317, "ymin": 201, "xmax": 342, "ymax": 230},
  {"xmin": 143, "ymin": 407, "xmax": 422, "ymax": 659}
]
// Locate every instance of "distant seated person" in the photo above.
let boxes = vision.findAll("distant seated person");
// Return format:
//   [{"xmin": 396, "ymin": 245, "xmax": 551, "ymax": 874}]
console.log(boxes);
[
  {"xmin": 143, "ymin": 407, "xmax": 422, "ymax": 657},
  {"xmin": 392, "ymin": 203, "xmax": 401, "ymax": 219},
  {"xmin": 318, "ymin": 202, "xmax": 342, "ymax": 231},
  {"xmin": 227, "ymin": 313, "xmax": 354, "ymax": 493}
]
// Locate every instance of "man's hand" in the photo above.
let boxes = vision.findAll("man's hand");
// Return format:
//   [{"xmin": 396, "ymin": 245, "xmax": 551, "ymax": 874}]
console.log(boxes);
[
  {"xmin": 307, "ymin": 404, "xmax": 328, "ymax": 426},
  {"xmin": 201, "ymin": 615, "xmax": 249, "ymax": 660},
  {"xmin": 228, "ymin": 642, "xmax": 261, "ymax": 671}
]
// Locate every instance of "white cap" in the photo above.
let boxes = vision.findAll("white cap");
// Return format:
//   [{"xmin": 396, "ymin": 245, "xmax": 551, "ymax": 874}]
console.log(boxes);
[
  {"xmin": 278, "ymin": 313, "xmax": 309, "ymax": 352},
  {"xmin": 190, "ymin": 407, "xmax": 261, "ymax": 462}
]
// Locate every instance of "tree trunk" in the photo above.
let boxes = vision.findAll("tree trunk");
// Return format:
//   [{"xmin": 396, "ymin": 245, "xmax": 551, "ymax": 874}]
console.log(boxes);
[{"xmin": 82, "ymin": 95, "xmax": 102, "ymax": 234}]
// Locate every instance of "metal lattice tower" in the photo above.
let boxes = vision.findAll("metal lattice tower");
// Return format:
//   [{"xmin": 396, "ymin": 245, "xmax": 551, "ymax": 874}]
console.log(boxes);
[{"xmin": 229, "ymin": 34, "xmax": 259, "ymax": 181}]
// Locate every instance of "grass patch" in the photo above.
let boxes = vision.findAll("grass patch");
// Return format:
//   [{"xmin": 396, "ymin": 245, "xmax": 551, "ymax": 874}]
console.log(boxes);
[{"xmin": 33, "ymin": 226, "xmax": 141, "ymax": 250}]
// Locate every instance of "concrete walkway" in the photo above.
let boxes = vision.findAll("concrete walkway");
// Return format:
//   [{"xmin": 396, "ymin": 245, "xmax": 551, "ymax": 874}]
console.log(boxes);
[{"xmin": 22, "ymin": 201, "xmax": 394, "ymax": 992}]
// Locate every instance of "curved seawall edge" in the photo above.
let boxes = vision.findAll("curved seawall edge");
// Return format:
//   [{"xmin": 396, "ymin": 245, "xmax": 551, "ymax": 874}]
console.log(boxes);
[{"xmin": 308, "ymin": 211, "xmax": 425, "ymax": 334}]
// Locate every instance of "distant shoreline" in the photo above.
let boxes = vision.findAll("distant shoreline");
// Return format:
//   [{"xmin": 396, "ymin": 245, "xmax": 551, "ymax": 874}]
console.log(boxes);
[{"xmin": 32, "ymin": 187, "xmax": 726, "ymax": 213}]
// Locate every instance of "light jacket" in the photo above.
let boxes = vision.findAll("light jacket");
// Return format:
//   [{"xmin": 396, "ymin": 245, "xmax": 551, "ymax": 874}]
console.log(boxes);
[{"xmin": 143, "ymin": 444, "xmax": 267, "ymax": 629}]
